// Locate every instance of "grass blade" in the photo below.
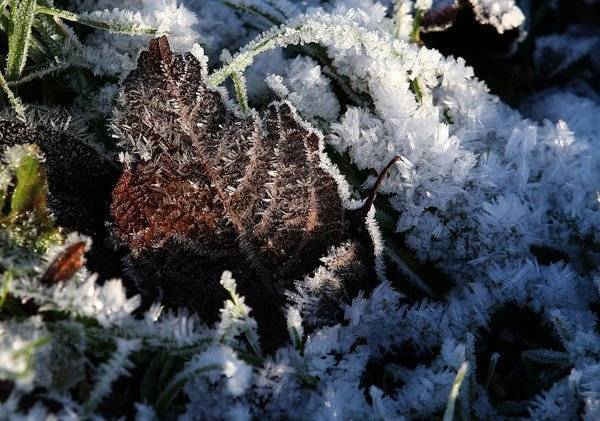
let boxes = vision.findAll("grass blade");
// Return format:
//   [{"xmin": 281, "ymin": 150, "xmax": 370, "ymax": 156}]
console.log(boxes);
[
  {"xmin": 443, "ymin": 362, "xmax": 470, "ymax": 421},
  {"xmin": 0, "ymin": 70, "xmax": 25, "ymax": 120},
  {"xmin": 7, "ymin": 0, "xmax": 37, "ymax": 81},
  {"xmin": 35, "ymin": 5, "xmax": 157, "ymax": 35},
  {"xmin": 7, "ymin": 61, "xmax": 84, "ymax": 87},
  {"xmin": 231, "ymin": 71, "xmax": 249, "ymax": 114}
]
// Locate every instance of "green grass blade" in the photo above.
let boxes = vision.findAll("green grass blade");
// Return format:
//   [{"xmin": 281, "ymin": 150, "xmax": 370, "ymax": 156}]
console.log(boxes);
[
  {"xmin": 0, "ymin": 13, "xmax": 48, "ymax": 63},
  {"xmin": 231, "ymin": 71, "xmax": 249, "ymax": 114},
  {"xmin": 0, "ymin": 70, "xmax": 25, "ymax": 120},
  {"xmin": 7, "ymin": 61, "xmax": 83, "ymax": 87},
  {"xmin": 7, "ymin": 0, "xmax": 37, "ymax": 81},
  {"xmin": 35, "ymin": 5, "xmax": 157, "ymax": 35}
]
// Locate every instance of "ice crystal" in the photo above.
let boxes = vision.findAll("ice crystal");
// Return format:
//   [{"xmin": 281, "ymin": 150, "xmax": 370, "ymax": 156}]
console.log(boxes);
[
  {"xmin": 84, "ymin": 338, "xmax": 141, "ymax": 413},
  {"xmin": 0, "ymin": 317, "xmax": 50, "ymax": 392},
  {"xmin": 74, "ymin": 0, "xmax": 202, "ymax": 75},
  {"xmin": 468, "ymin": 0, "xmax": 524, "ymax": 33},
  {"xmin": 266, "ymin": 56, "xmax": 340, "ymax": 122}
]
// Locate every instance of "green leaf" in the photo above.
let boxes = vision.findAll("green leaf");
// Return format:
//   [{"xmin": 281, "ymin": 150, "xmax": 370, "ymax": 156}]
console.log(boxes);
[
  {"xmin": 7, "ymin": 0, "xmax": 37, "ymax": 81},
  {"xmin": 140, "ymin": 351, "xmax": 181, "ymax": 405},
  {"xmin": 9, "ymin": 145, "xmax": 49, "ymax": 223},
  {"xmin": 0, "ymin": 12, "xmax": 47, "ymax": 64},
  {"xmin": 140, "ymin": 352, "xmax": 167, "ymax": 403},
  {"xmin": 409, "ymin": 78, "xmax": 423, "ymax": 103}
]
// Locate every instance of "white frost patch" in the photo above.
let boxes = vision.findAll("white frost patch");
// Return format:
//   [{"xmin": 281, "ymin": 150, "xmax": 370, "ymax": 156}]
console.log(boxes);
[
  {"xmin": 468, "ymin": 0, "xmax": 525, "ymax": 33},
  {"xmin": 267, "ymin": 56, "xmax": 340, "ymax": 122}
]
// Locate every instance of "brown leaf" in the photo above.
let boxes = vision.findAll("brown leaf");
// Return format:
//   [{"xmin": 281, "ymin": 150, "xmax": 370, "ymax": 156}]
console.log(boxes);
[
  {"xmin": 40, "ymin": 241, "xmax": 87, "ymax": 285},
  {"xmin": 110, "ymin": 37, "xmax": 381, "ymax": 348}
]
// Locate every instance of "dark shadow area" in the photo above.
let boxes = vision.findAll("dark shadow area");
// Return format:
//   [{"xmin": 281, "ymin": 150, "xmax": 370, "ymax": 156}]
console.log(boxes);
[{"xmin": 475, "ymin": 303, "xmax": 572, "ymax": 416}]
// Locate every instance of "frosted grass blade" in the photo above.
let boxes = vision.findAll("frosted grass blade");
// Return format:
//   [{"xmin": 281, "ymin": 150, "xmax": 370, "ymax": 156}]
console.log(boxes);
[{"xmin": 7, "ymin": 0, "xmax": 37, "ymax": 80}]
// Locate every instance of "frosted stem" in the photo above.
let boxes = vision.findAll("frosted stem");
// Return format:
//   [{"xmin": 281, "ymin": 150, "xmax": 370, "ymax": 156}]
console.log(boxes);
[
  {"xmin": 35, "ymin": 5, "xmax": 158, "ymax": 35},
  {"xmin": 0, "ymin": 70, "xmax": 26, "ymax": 120}
]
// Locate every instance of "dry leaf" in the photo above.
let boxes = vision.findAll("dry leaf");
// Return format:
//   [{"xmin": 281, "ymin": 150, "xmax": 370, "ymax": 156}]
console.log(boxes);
[
  {"xmin": 111, "ymin": 37, "xmax": 383, "ymax": 347},
  {"xmin": 40, "ymin": 241, "xmax": 87, "ymax": 285}
]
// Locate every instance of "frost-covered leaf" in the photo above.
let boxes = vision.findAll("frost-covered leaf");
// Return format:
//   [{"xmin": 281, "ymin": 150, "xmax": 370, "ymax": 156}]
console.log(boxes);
[
  {"xmin": 83, "ymin": 338, "xmax": 141, "ymax": 414},
  {"xmin": 422, "ymin": 0, "xmax": 525, "ymax": 34},
  {"xmin": 0, "ymin": 1, "xmax": 597, "ymax": 419},
  {"xmin": 110, "ymin": 37, "xmax": 381, "ymax": 347},
  {"xmin": 35, "ymin": 5, "xmax": 159, "ymax": 35}
]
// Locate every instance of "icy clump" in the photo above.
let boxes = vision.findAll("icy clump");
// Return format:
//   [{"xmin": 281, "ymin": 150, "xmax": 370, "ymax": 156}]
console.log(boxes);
[
  {"xmin": 74, "ymin": 0, "xmax": 202, "ymax": 75},
  {"xmin": 266, "ymin": 56, "xmax": 341, "ymax": 122},
  {"xmin": 468, "ymin": 0, "xmax": 525, "ymax": 33}
]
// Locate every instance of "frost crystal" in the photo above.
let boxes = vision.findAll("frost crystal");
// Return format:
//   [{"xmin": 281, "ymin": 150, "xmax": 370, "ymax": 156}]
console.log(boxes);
[
  {"xmin": 267, "ymin": 56, "xmax": 340, "ymax": 122},
  {"xmin": 0, "ymin": 318, "xmax": 49, "ymax": 391},
  {"xmin": 468, "ymin": 0, "xmax": 525, "ymax": 33},
  {"xmin": 1, "ymin": 0, "xmax": 598, "ymax": 419}
]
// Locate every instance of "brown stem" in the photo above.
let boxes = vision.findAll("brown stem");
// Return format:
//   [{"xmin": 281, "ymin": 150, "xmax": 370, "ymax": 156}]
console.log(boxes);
[{"xmin": 362, "ymin": 155, "xmax": 401, "ymax": 217}]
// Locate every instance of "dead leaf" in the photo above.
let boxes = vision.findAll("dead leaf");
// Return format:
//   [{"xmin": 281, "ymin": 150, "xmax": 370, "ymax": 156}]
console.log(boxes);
[
  {"xmin": 111, "ymin": 37, "xmax": 384, "ymax": 348},
  {"xmin": 40, "ymin": 241, "xmax": 87, "ymax": 285}
]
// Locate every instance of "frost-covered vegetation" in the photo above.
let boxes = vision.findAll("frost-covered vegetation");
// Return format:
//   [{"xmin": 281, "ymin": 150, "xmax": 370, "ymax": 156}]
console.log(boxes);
[{"xmin": 0, "ymin": 0, "xmax": 599, "ymax": 419}]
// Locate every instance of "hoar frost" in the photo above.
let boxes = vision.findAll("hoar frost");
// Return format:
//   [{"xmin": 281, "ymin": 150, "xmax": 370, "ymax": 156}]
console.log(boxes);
[{"xmin": 5, "ymin": 0, "xmax": 600, "ymax": 419}]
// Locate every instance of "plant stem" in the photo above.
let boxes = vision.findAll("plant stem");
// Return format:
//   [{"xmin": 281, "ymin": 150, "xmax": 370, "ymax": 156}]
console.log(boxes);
[
  {"xmin": 0, "ymin": 70, "xmax": 26, "ymax": 120},
  {"xmin": 443, "ymin": 362, "xmax": 469, "ymax": 421},
  {"xmin": 231, "ymin": 71, "xmax": 250, "ymax": 114},
  {"xmin": 7, "ymin": 61, "xmax": 86, "ymax": 87},
  {"xmin": 219, "ymin": 0, "xmax": 282, "ymax": 26},
  {"xmin": 35, "ymin": 5, "xmax": 158, "ymax": 35},
  {"xmin": 410, "ymin": 9, "xmax": 423, "ymax": 44}
]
